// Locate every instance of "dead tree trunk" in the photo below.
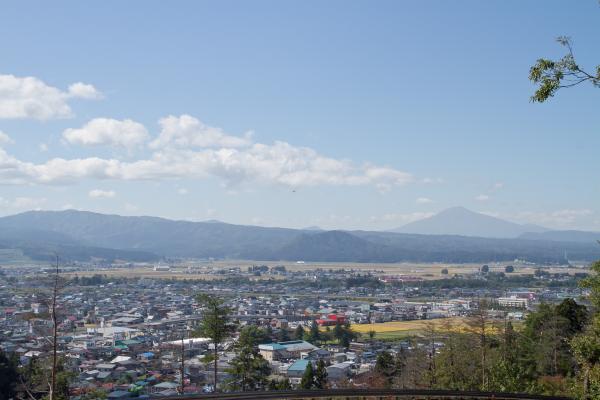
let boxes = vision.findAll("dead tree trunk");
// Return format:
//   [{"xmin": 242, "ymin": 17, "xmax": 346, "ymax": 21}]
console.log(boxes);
[
  {"xmin": 49, "ymin": 255, "xmax": 59, "ymax": 400},
  {"xmin": 180, "ymin": 335, "xmax": 185, "ymax": 395}
]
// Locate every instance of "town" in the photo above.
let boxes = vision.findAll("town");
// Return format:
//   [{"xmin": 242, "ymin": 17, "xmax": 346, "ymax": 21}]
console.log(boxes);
[{"xmin": 0, "ymin": 261, "xmax": 588, "ymax": 398}]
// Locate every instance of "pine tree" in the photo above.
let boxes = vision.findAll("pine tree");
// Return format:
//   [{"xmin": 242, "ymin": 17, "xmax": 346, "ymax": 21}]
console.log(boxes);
[
  {"xmin": 268, "ymin": 377, "xmax": 292, "ymax": 390},
  {"xmin": 300, "ymin": 362, "xmax": 315, "ymax": 389},
  {"xmin": 226, "ymin": 325, "xmax": 271, "ymax": 391},
  {"xmin": 226, "ymin": 346, "xmax": 271, "ymax": 391},
  {"xmin": 375, "ymin": 351, "xmax": 396, "ymax": 387},
  {"xmin": 307, "ymin": 320, "xmax": 320, "ymax": 345},
  {"xmin": 314, "ymin": 359, "xmax": 328, "ymax": 389},
  {"xmin": 194, "ymin": 294, "xmax": 235, "ymax": 392},
  {"xmin": 0, "ymin": 349, "xmax": 18, "ymax": 399},
  {"xmin": 333, "ymin": 322, "xmax": 344, "ymax": 343},
  {"xmin": 294, "ymin": 324, "xmax": 305, "ymax": 340},
  {"xmin": 278, "ymin": 328, "xmax": 290, "ymax": 342}
]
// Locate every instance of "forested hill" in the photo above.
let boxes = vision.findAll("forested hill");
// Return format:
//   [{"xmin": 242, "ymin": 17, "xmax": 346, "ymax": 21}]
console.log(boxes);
[{"xmin": 0, "ymin": 210, "xmax": 599, "ymax": 263}]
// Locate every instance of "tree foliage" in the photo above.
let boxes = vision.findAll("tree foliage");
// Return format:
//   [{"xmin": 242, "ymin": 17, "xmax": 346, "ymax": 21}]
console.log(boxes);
[
  {"xmin": 375, "ymin": 351, "xmax": 397, "ymax": 387},
  {"xmin": 314, "ymin": 359, "xmax": 328, "ymax": 389},
  {"xmin": 194, "ymin": 293, "xmax": 235, "ymax": 392},
  {"xmin": 529, "ymin": 37, "xmax": 599, "ymax": 102},
  {"xmin": 299, "ymin": 362, "xmax": 315, "ymax": 389},
  {"xmin": 305, "ymin": 320, "xmax": 320, "ymax": 345},
  {"xmin": 226, "ymin": 327, "xmax": 271, "ymax": 391},
  {"xmin": 0, "ymin": 349, "xmax": 18, "ymax": 399}
]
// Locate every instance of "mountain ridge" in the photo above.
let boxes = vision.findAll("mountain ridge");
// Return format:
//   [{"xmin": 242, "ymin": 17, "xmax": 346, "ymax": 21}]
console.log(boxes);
[
  {"xmin": 0, "ymin": 209, "xmax": 598, "ymax": 263},
  {"xmin": 392, "ymin": 206, "xmax": 548, "ymax": 238}
]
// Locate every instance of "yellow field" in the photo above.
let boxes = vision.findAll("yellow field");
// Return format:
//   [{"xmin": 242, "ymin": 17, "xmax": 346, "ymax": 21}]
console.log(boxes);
[
  {"xmin": 48, "ymin": 260, "xmax": 586, "ymax": 281},
  {"xmin": 352, "ymin": 317, "xmax": 472, "ymax": 334},
  {"xmin": 63, "ymin": 267, "xmax": 284, "ymax": 281}
]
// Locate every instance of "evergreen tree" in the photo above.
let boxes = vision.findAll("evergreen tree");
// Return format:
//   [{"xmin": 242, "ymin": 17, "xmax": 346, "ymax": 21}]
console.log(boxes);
[
  {"xmin": 278, "ymin": 377, "xmax": 292, "ymax": 390},
  {"xmin": 226, "ymin": 346, "xmax": 271, "ymax": 391},
  {"xmin": 0, "ymin": 349, "xmax": 18, "ymax": 399},
  {"xmin": 54, "ymin": 363, "xmax": 74, "ymax": 400},
  {"xmin": 194, "ymin": 294, "xmax": 235, "ymax": 392},
  {"xmin": 375, "ymin": 351, "xmax": 396, "ymax": 387},
  {"xmin": 340, "ymin": 324, "xmax": 357, "ymax": 349},
  {"xmin": 226, "ymin": 325, "xmax": 271, "ymax": 391},
  {"xmin": 300, "ymin": 362, "xmax": 315, "ymax": 389},
  {"xmin": 434, "ymin": 333, "xmax": 480, "ymax": 391},
  {"xmin": 268, "ymin": 377, "xmax": 292, "ymax": 390},
  {"xmin": 277, "ymin": 328, "xmax": 290, "ymax": 342},
  {"xmin": 237, "ymin": 325, "xmax": 270, "ymax": 347},
  {"xmin": 306, "ymin": 320, "xmax": 320, "ymax": 345},
  {"xmin": 394, "ymin": 348, "xmax": 407, "ymax": 389},
  {"xmin": 294, "ymin": 324, "xmax": 305, "ymax": 340},
  {"xmin": 555, "ymin": 298, "xmax": 588, "ymax": 335},
  {"xmin": 572, "ymin": 260, "xmax": 600, "ymax": 398},
  {"xmin": 333, "ymin": 322, "xmax": 344, "ymax": 343},
  {"xmin": 314, "ymin": 359, "xmax": 328, "ymax": 389},
  {"xmin": 340, "ymin": 332, "xmax": 351, "ymax": 349}
]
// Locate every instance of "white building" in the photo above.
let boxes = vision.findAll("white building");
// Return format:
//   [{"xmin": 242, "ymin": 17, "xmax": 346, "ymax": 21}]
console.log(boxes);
[{"xmin": 497, "ymin": 296, "xmax": 529, "ymax": 308}]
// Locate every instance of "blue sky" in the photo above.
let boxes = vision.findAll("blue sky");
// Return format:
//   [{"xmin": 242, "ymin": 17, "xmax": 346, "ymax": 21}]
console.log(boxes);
[{"xmin": 0, "ymin": 1, "xmax": 598, "ymax": 230}]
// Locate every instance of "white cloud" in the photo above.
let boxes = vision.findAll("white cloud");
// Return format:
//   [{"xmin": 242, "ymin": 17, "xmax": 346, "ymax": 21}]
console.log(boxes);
[
  {"xmin": 370, "ymin": 212, "xmax": 435, "ymax": 225},
  {"xmin": 0, "ymin": 115, "xmax": 413, "ymax": 191},
  {"xmin": 0, "ymin": 73, "xmax": 101, "ymax": 120},
  {"xmin": 150, "ymin": 114, "xmax": 253, "ymax": 149},
  {"xmin": 480, "ymin": 209, "xmax": 596, "ymax": 229},
  {"xmin": 492, "ymin": 182, "xmax": 504, "ymax": 190},
  {"xmin": 475, "ymin": 194, "xmax": 490, "ymax": 201},
  {"xmin": 124, "ymin": 203, "xmax": 139, "ymax": 212},
  {"xmin": 177, "ymin": 188, "xmax": 188, "ymax": 195},
  {"xmin": 67, "ymin": 82, "xmax": 103, "ymax": 99},
  {"xmin": 0, "ymin": 196, "xmax": 46, "ymax": 210},
  {"xmin": 422, "ymin": 177, "xmax": 443, "ymax": 184},
  {"xmin": 63, "ymin": 118, "xmax": 149, "ymax": 149},
  {"xmin": 416, "ymin": 197, "xmax": 434, "ymax": 204},
  {"xmin": 38, "ymin": 143, "xmax": 49, "ymax": 152},
  {"xmin": 515, "ymin": 209, "xmax": 593, "ymax": 227},
  {"xmin": 88, "ymin": 189, "xmax": 116, "ymax": 198},
  {"xmin": 0, "ymin": 131, "xmax": 14, "ymax": 145}
]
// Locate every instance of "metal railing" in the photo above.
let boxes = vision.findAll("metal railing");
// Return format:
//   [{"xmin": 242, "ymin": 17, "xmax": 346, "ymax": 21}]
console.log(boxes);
[{"xmin": 163, "ymin": 389, "xmax": 571, "ymax": 400}]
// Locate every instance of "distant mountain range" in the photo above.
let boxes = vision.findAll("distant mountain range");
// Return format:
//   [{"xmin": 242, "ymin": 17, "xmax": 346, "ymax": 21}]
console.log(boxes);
[
  {"xmin": 0, "ymin": 208, "xmax": 598, "ymax": 264},
  {"xmin": 392, "ymin": 206, "xmax": 548, "ymax": 238},
  {"xmin": 519, "ymin": 230, "xmax": 600, "ymax": 243}
]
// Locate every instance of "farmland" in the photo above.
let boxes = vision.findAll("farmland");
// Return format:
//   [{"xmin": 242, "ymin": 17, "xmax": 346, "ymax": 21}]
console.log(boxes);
[{"xmin": 351, "ymin": 317, "xmax": 503, "ymax": 339}]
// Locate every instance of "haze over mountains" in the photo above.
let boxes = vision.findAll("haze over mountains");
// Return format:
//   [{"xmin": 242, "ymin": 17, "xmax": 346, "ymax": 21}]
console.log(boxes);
[
  {"xmin": 392, "ymin": 206, "xmax": 548, "ymax": 238},
  {"xmin": 0, "ymin": 208, "xmax": 599, "ymax": 264}
]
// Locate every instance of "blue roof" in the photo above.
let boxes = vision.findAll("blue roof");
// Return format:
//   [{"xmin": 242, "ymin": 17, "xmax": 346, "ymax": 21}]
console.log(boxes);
[
  {"xmin": 107, "ymin": 391, "xmax": 131, "ymax": 399},
  {"xmin": 259, "ymin": 343, "xmax": 286, "ymax": 350},
  {"xmin": 288, "ymin": 359, "xmax": 310, "ymax": 372}
]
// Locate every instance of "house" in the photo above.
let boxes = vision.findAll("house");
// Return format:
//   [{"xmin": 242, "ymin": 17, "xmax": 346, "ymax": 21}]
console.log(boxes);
[
  {"xmin": 316, "ymin": 314, "xmax": 346, "ymax": 327},
  {"xmin": 259, "ymin": 340, "xmax": 317, "ymax": 361},
  {"xmin": 286, "ymin": 359, "xmax": 313, "ymax": 378},
  {"xmin": 152, "ymin": 381, "xmax": 180, "ymax": 393},
  {"xmin": 107, "ymin": 390, "xmax": 133, "ymax": 399},
  {"xmin": 497, "ymin": 296, "xmax": 529, "ymax": 308},
  {"xmin": 327, "ymin": 361, "xmax": 354, "ymax": 380},
  {"xmin": 96, "ymin": 363, "xmax": 117, "ymax": 372},
  {"xmin": 305, "ymin": 348, "xmax": 332, "ymax": 361}
]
